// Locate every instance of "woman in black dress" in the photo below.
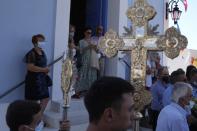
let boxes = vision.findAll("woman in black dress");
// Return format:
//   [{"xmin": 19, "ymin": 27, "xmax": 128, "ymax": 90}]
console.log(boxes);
[{"xmin": 25, "ymin": 34, "xmax": 50, "ymax": 114}]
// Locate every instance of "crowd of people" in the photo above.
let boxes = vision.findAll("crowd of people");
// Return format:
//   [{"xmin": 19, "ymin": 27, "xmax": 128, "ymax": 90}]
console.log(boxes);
[
  {"xmin": 6, "ymin": 25, "xmax": 107, "ymax": 131},
  {"xmin": 67, "ymin": 25, "xmax": 106, "ymax": 98},
  {"xmin": 148, "ymin": 65, "xmax": 197, "ymax": 131},
  {"xmin": 7, "ymin": 65, "xmax": 197, "ymax": 131},
  {"xmin": 5, "ymin": 24, "xmax": 197, "ymax": 131}
]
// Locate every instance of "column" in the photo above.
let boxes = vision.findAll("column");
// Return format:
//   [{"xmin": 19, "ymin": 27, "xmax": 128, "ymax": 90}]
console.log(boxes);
[
  {"xmin": 105, "ymin": 0, "xmax": 128, "ymax": 79},
  {"xmin": 52, "ymin": 0, "xmax": 71, "ymax": 101}
]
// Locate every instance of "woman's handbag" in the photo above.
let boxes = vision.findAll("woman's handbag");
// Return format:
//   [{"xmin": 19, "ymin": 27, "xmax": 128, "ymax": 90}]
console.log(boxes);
[
  {"xmin": 90, "ymin": 49, "xmax": 100, "ymax": 70},
  {"xmin": 46, "ymin": 75, "xmax": 53, "ymax": 87}
]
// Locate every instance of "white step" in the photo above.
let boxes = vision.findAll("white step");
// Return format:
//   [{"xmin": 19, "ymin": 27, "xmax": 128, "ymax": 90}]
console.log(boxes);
[
  {"xmin": 43, "ymin": 98, "xmax": 89, "ymax": 128},
  {"xmin": 43, "ymin": 123, "xmax": 88, "ymax": 131}
]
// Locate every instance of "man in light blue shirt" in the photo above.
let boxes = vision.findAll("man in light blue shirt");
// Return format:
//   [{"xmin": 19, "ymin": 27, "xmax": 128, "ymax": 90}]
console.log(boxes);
[
  {"xmin": 162, "ymin": 69, "xmax": 186, "ymax": 106},
  {"xmin": 162, "ymin": 84, "xmax": 173, "ymax": 107},
  {"xmin": 188, "ymin": 68, "xmax": 197, "ymax": 131},
  {"xmin": 156, "ymin": 82, "xmax": 192, "ymax": 131},
  {"xmin": 150, "ymin": 67, "xmax": 170, "ymax": 131},
  {"xmin": 189, "ymin": 68, "xmax": 197, "ymax": 98}
]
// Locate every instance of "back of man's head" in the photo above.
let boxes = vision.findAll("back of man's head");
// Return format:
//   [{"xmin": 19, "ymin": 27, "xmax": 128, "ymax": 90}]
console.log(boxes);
[
  {"xmin": 157, "ymin": 66, "xmax": 168, "ymax": 77},
  {"xmin": 172, "ymin": 82, "xmax": 192, "ymax": 104},
  {"xmin": 170, "ymin": 69, "xmax": 186, "ymax": 84},
  {"xmin": 6, "ymin": 100, "xmax": 41, "ymax": 131},
  {"xmin": 190, "ymin": 68, "xmax": 197, "ymax": 80},
  {"xmin": 84, "ymin": 77, "xmax": 134, "ymax": 123},
  {"xmin": 186, "ymin": 65, "xmax": 196, "ymax": 81}
]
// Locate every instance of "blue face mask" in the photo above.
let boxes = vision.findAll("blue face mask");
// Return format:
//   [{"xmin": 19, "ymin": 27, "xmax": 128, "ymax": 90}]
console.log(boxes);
[{"xmin": 35, "ymin": 121, "xmax": 44, "ymax": 131}]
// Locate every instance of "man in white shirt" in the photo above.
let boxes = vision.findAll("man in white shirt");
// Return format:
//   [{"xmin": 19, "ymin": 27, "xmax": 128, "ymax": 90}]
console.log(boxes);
[
  {"xmin": 91, "ymin": 25, "xmax": 105, "ymax": 77},
  {"xmin": 156, "ymin": 82, "xmax": 192, "ymax": 131}
]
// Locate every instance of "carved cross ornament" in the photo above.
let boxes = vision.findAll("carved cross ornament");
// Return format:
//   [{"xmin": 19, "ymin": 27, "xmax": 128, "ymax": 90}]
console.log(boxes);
[
  {"xmin": 127, "ymin": 0, "xmax": 156, "ymax": 37},
  {"xmin": 98, "ymin": 29, "xmax": 125, "ymax": 58},
  {"xmin": 127, "ymin": 0, "xmax": 156, "ymax": 27},
  {"xmin": 98, "ymin": 0, "xmax": 188, "ymax": 111},
  {"xmin": 156, "ymin": 27, "xmax": 188, "ymax": 59}
]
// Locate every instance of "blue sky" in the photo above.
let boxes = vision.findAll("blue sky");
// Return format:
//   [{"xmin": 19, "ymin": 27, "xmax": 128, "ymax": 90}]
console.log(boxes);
[{"xmin": 169, "ymin": 0, "xmax": 197, "ymax": 50}]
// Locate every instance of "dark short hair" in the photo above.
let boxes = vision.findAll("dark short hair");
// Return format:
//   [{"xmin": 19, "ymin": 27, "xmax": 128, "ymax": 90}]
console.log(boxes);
[
  {"xmin": 32, "ymin": 34, "xmax": 45, "ymax": 44},
  {"xmin": 83, "ymin": 27, "xmax": 92, "ymax": 33},
  {"xmin": 186, "ymin": 65, "xmax": 196, "ymax": 81},
  {"xmin": 84, "ymin": 77, "xmax": 134, "ymax": 123},
  {"xmin": 69, "ymin": 24, "xmax": 75, "ymax": 31},
  {"xmin": 6, "ymin": 100, "xmax": 41, "ymax": 131},
  {"xmin": 170, "ymin": 69, "xmax": 185, "ymax": 84},
  {"xmin": 157, "ymin": 66, "xmax": 168, "ymax": 76},
  {"xmin": 190, "ymin": 68, "xmax": 197, "ymax": 77},
  {"xmin": 96, "ymin": 25, "xmax": 103, "ymax": 31}
]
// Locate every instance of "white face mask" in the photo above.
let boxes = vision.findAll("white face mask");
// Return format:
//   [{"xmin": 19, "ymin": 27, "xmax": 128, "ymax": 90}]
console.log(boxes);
[
  {"xmin": 37, "ymin": 41, "xmax": 46, "ymax": 49},
  {"xmin": 69, "ymin": 32, "xmax": 75, "ymax": 38},
  {"xmin": 193, "ymin": 81, "xmax": 197, "ymax": 86},
  {"xmin": 72, "ymin": 49, "xmax": 76, "ymax": 56},
  {"xmin": 189, "ymin": 101, "xmax": 195, "ymax": 108}
]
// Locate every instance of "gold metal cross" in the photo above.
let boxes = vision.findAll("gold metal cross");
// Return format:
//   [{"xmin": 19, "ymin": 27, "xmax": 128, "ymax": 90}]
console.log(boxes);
[{"xmin": 99, "ymin": 0, "xmax": 188, "ymax": 111}]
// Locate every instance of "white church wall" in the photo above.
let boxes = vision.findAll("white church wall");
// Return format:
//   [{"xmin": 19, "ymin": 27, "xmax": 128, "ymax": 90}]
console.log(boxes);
[
  {"xmin": 166, "ymin": 49, "xmax": 197, "ymax": 74},
  {"xmin": 148, "ymin": 0, "xmax": 168, "ymax": 34},
  {"xmin": 0, "ymin": 0, "xmax": 57, "ymax": 102}
]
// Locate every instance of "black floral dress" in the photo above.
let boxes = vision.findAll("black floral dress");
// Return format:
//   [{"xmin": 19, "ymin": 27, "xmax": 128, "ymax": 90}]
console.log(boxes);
[{"xmin": 25, "ymin": 48, "xmax": 49, "ymax": 100}]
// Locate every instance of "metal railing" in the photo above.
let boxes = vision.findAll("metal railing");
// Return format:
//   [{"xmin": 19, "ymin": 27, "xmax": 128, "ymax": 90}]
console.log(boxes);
[{"xmin": 0, "ymin": 54, "xmax": 64, "ymax": 99}]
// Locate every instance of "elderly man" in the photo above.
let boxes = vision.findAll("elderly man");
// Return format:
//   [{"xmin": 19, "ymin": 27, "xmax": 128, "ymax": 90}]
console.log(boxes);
[
  {"xmin": 156, "ymin": 82, "xmax": 193, "ymax": 131},
  {"xmin": 162, "ymin": 69, "xmax": 187, "ymax": 106},
  {"xmin": 84, "ymin": 77, "xmax": 135, "ymax": 131}
]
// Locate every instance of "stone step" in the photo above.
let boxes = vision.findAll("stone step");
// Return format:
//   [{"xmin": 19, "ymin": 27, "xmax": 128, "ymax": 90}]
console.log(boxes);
[
  {"xmin": 0, "ymin": 103, "xmax": 9, "ymax": 131},
  {"xmin": 43, "ymin": 98, "xmax": 89, "ymax": 128},
  {"xmin": 43, "ymin": 110, "xmax": 89, "ymax": 128},
  {"xmin": 49, "ymin": 99, "xmax": 86, "ymax": 113}
]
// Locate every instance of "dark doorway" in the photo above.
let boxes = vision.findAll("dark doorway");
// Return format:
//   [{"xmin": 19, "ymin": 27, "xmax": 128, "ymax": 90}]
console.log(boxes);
[
  {"xmin": 70, "ymin": 0, "xmax": 108, "ymax": 43},
  {"xmin": 70, "ymin": 0, "xmax": 87, "ymax": 43}
]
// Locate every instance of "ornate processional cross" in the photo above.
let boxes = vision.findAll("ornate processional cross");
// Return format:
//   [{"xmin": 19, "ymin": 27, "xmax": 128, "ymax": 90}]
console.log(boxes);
[{"xmin": 98, "ymin": 0, "xmax": 188, "ymax": 111}]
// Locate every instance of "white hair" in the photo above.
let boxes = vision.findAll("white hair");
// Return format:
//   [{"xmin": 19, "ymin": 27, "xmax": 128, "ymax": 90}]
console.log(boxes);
[{"xmin": 171, "ymin": 82, "xmax": 193, "ymax": 103}]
